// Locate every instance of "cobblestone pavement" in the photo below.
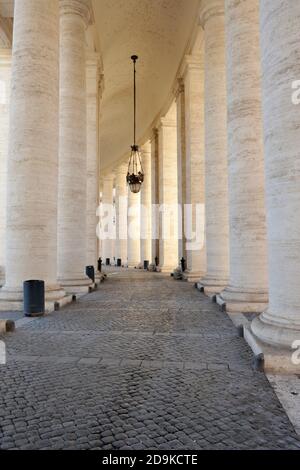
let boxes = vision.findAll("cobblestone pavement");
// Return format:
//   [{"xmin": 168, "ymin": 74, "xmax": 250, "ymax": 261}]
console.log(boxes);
[{"xmin": 0, "ymin": 269, "xmax": 300, "ymax": 450}]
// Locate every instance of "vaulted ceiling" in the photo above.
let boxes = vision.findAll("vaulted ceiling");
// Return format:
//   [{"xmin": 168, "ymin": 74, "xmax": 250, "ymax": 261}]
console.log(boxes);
[
  {"xmin": 93, "ymin": 0, "xmax": 200, "ymax": 172},
  {"xmin": 0, "ymin": 0, "xmax": 201, "ymax": 172}
]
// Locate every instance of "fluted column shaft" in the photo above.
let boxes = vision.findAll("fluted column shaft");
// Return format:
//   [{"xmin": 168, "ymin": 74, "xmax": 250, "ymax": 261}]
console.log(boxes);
[
  {"xmin": 58, "ymin": 0, "xmax": 92, "ymax": 291},
  {"xmin": 101, "ymin": 175, "xmax": 114, "ymax": 263},
  {"xmin": 127, "ymin": 189, "xmax": 141, "ymax": 268},
  {"xmin": 115, "ymin": 164, "xmax": 128, "ymax": 264},
  {"xmin": 183, "ymin": 54, "xmax": 206, "ymax": 282},
  {"xmin": 140, "ymin": 142, "xmax": 152, "ymax": 265},
  {"xmin": 251, "ymin": 0, "xmax": 300, "ymax": 348},
  {"xmin": 0, "ymin": 0, "xmax": 65, "ymax": 308},
  {"xmin": 217, "ymin": 0, "xmax": 268, "ymax": 312},
  {"xmin": 0, "ymin": 49, "xmax": 11, "ymax": 286},
  {"xmin": 199, "ymin": 0, "xmax": 229, "ymax": 294},
  {"xmin": 158, "ymin": 104, "xmax": 179, "ymax": 273},
  {"xmin": 86, "ymin": 53, "xmax": 101, "ymax": 270}
]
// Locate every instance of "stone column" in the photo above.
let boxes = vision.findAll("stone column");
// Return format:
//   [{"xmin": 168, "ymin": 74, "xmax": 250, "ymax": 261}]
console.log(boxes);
[
  {"xmin": 182, "ymin": 53, "xmax": 206, "ymax": 282},
  {"xmin": 251, "ymin": 0, "xmax": 300, "ymax": 349},
  {"xmin": 217, "ymin": 0, "xmax": 268, "ymax": 313},
  {"xmin": 115, "ymin": 163, "xmax": 128, "ymax": 265},
  {"xmin": 101, "ymin": 175, "xmax": 115, "ymax": 264},
  {"xmin": 127, "ymin": 187, "xmax": 141, "ymax": 268},
  {"xmin": 151, "ymin": 129, "xmax": 159, "ymax": 266},
  {"xmin": 175, "ymin": 79, "xmax": 186, "ymax": 263},
  {"xmin": 140, "ymin": 141, "xmax": 152, "ymax": 266},
  {"xmin": 198, "ymin": 0, "xmax": 229, "ymax": 295},
  {"xmin": 158, "ymin": 103, "xmax": 179, "ymax": 273},
  {"xmin": 0, "ymin": 0, "xmax": 66, "ymax": 310},
  {"xmin": 86, "ymin": 52, "xmax": 101, "ymax": 275},
  {"xmin": 57, "ymin": 0, "xmax": 93, "ymax": 293},
  {"xmin": 0, "ymin": 48, "xmax": 11, "ymax": 286}
]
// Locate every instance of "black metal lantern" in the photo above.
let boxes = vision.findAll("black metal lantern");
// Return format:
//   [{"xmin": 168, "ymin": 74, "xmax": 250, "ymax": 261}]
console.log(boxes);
[{"xmin": 127, "ymin": 55, "xmax": 144, "ymax": 194}]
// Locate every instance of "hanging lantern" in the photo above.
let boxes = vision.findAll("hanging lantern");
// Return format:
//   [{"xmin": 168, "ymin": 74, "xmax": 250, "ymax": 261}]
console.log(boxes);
[{"xmin": 127, "ymin": 55, "xmax": 144, "ymax": 194}]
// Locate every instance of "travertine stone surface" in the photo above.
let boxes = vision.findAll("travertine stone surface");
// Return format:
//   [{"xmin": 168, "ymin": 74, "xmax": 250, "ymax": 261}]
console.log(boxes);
[
  {"xmin": 158, "ymin": 104, "xmax": 179, "ymax": 273},
  {"xmin": 199, "ymin": 0, "xmax": 229, "ymax": 294},
  {"xmin": 101, "ymin": 175, "xmax": 115, "ymax": 263},
  {"xmin": 0, "ymin": 48, "xmax": 11, "ymax": 285},
  {"xmin": 57, "ymin": 0, "xmax": 92, "ymax": 292},
  {"xmin": 140, "ymin": 141, "xmax": 152, "ymax": 265},
  {"xmin": 0, "ymin": 0, "xmax": 66, "ymax": 307},
  {"xmin": 150, "ymin": 129, "xmax": 159, "ymax": 265},
  {"xmin": 182, "ymin": 53, "xmax": 206, "ymax": 282},
  {"xmin": 218, "ymin": 0, "xmax": 268, "ymax": 313},
  {"xmin": 86, "ymin": 53, "xmax": 101, "ymax": 270},
  {"xmin": 127, "ymin": 187, "xmax": 141, "ymax": 268},
  {"xmin": 251, "ymin": 0, "xmax": 300, "ymax": 347},
  {"xmin": 175, "ymin": 78, "xmax": 186, "ymax": 262},
  {"xmin": 114, "ymin": 164, "xmax": 128, "ymax": 264}
]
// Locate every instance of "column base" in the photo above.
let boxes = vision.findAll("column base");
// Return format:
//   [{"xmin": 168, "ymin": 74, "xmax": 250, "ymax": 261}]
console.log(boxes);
[
  {"xmin": 127, "ymin": 262, "xmax": 139, "ymax": 268},
  {"xmin": 243, "ymin": 324, "xmax": 300, "ymax": 374},
  {"xmin": 216, "ymin": 286, "xmax": 268, "ymax": 313},
  {"xmin": 0, "ymin": 285, "xmax": 73, "ymax": 313},
  {"xmin": 251, "ymin": 310, "xmax": 300, "ymax": 349},
  {"xmin": 182, "ymin": 270, "xmax": 204, "ymax": 283},
  {"xmin": 59, "ymin": 277, "xmax": 94, "ymax": 295},
  {"xmin": 159, "ymin": 265, "xmax": 176, "ymax": 274},
  {"xmin": 197, "ymin": 275, "xmax": 228, "ymax": 296}
]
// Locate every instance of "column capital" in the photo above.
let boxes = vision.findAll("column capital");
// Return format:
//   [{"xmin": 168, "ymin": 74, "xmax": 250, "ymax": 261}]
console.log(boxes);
[
  {"xmin": 60, "ymin": 0, "xmax": 94, "ymax": 27},
  {"xmin": 158, "ymin": 116, "xmax": 176, "ymax": 129},
  {"xmin": 173, "ymin": 77, "xmax": 184, "ymax": 100},
  {"xmin": 199, "ymin": 0, "xmax": 224, "ymax": 28},
  {"xmin": 0, "ymin": 47, "xmax": 12, "ymax": 66}
]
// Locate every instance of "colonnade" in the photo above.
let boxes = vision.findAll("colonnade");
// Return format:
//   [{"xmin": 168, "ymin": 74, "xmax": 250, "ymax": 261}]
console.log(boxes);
[{"xmin": 1, "ymin": 0, "xmax": 300, "ymax": 361}]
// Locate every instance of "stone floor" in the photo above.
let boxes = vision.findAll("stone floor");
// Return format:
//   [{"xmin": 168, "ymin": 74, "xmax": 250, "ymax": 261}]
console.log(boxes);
[{"xmin": 0, "ymin": 269, "xmax": 300, "ymax": 450}]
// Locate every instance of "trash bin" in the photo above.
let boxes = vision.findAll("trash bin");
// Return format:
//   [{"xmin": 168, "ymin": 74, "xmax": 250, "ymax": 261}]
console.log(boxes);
[
  {"xmin": 86, "ymin": 265, "xmax": 95, "ymax": 283},
  {"xmin": 106, "ymin": 258, "xmax": 110, "ymax": 266},
  {"xmin": 144, "ymin": 260, "xmax": 149, "ymax": 270},
  {"xmin": 23, "ymin": 280, "xmax": 45, "ymax": 317},
  {"xmin": 117, "ymin": 258, "xmax": 122, "ymax": 267}
]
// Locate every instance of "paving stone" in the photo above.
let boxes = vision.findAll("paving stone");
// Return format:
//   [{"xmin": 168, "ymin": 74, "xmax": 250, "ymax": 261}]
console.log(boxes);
[{"xmin": 0, "ymin": 270, "xmax": 299, "ymax": 450}]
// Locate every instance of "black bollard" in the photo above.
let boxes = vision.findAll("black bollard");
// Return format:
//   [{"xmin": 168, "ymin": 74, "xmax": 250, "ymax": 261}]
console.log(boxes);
[
  {"xmin": 143, "ymin": 260, "xmax": 149, "ymax": 270},
  {"xmin": 23, "ymin": 280, "xmax": 45, "ymax": 317},
  {"xmin": 86, "ymin": 265, "xmax": 95, "ymax": 283}
]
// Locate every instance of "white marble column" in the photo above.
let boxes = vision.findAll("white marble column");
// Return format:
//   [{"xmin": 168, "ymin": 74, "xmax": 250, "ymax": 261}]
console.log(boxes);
[
  {"xmin": 127, "ymin": 187, "xmax": 141, "ymax": 268},
  {"xmin": 0, "ymin": 48, "xmax": 11, "ymax": 286},
  {"xmin": 140, "ymin": 141, "xmax": 152, "ymax": 266},
  {"xmin": 0, "ymin": 0, "xmax": 66, "ymax": 309},
  {"xmin": 57, "ymin": 0, "xmax": 92, "ymax": 293},
  {"xmin": 151, "ymin": 129, "xmax": 159, "ymax": 266},
  {"xmin": 175, "ymin": 79, "xmax": 186, "ymax": 263},
  {"xmin": 198, "ymin": 0, "xmax": 229, "ymax": 295},
  {"xmin": 182, "ymin": 53, "xmax": 206, "ymax": 282},
  {"xmin": 101, "ymin": 175, "xmax": 115, "ymax": 264},
  {"xmin": 86, "ymin": 52, "xmax": 101, "ymax": 273},
  {"xmin": 217, "ymin": 0, "xmax": 268, "ymax": 313},
  {"xmin": 158, "ymin": 103, "xmax": 179, "ymax": 273},
  {"xmin": 251, "ymin": 0, "xmax": 300, "ymax": 349},
  {"xmin": 115, "ymin": 163, "xmax": 128, "ymax": 265}
]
